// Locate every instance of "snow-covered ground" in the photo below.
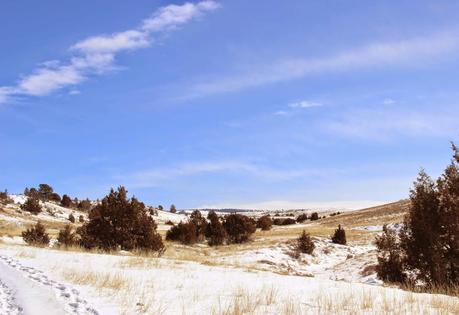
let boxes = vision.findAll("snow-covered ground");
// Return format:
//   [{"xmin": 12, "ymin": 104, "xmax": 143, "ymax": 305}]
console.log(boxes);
[
  {"xmin": 0, "ymin": 253, "xmax": 98, "ymax": 314},
  {"xmin": 0, "ymin": 244, "xmax": 457, "ymax": 314},
  {"xmin": 1, "ymin": 195, "xmax": 89, "ymax": 227},
  {"xmin": 215, "ymin": 238, "xmax": 380, "ymax": 285}
]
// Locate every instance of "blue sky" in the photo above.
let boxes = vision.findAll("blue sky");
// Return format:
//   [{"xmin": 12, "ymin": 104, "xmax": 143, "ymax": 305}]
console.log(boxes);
[{"xmin": 1, "ymin": 0, "xmax": 458, "ymax": 209}]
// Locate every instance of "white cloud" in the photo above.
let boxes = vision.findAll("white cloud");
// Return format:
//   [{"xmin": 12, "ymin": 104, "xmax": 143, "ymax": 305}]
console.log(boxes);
[
  {"xmin": 0, "ymin": 1, "xmax": 219, "ymax": 104},
  {"xmin": 117, "ymin": 160, "xmax": 324, "ymax": 188},
  {"xmin": 323, "ymin": 106, "xmax": 458, "ymax": 140},
  {"xmin": 184, "ymin": 32, "xmax": 459, "ymax": 98},
  {"xmin": 382, "ymin": 98, "xmax": 396, "ymax": 105},
  {"xmin": 142, "ymin": 1, "xmax": 220, "ymax": 32},
  {"xmin": 71, "ymin": 30, "xmax": 150, "ymax": 54},
  {"xmin": 288, "ymin": 100, "xmax": 322, "ymax": 108},
  {"xmin": 18, "ymin": 65, "xmax": 85, "ymax": 96},
  {"xmin": 69, "ymin": 89, "xmax": 80, "ymax": 95},
  {"xmin": 0, "ymin": 87, "xmax": 14, "ymax": 104}
]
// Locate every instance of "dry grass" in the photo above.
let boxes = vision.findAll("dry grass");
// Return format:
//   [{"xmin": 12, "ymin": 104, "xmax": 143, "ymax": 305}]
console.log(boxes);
[
  {"xmin": 60, "ymin": 268, "xmax": 131, "ymax": 290},
  {"xmin": 211, "ymin": 285, "xmax": 281, "ymax": 315},
  {"xmin": 14, "ymin": 249, "xmax": 36, "ymax": 258},
  {"xmin": 312, "ymin": 285, "xmax": 459, "ymax": 315}
]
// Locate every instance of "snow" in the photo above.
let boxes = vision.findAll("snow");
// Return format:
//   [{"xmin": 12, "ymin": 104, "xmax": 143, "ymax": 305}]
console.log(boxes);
[
  {"xmin": 154, "ymin": 209, "xmax": 188, "ymax": 224},
  {"xmin": 0, "ymin": 279, "xmax": 22, "ymax": 315},
  {"xmin": 0, "ymin": 236, "xmax": 25, "ymax": 246},
  {"xmin": 1, "ymin": 194, "xmax": 88, "ymax": 226},
  {"xmin": 352, "ymin": 223, "xmax": 404, "ymax": 233},
  {"xmin": 0, "ymin": 254, "xmax": 98, "ymax": 315},
  {"xmin": 0, "ymin": 244, "xmax": 457, "ymax": 314},
  {"xmin": 216, "ymin": 238, "xmax": 380, "ymax": 284}
]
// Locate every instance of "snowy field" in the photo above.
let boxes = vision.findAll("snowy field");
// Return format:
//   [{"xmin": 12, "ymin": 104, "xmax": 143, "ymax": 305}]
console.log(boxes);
[
  {"xmin": 1, "ymin": 196, "xmax": 458, "ymax": 314},
  {"xmin": 0, "ymin": 243, "xmax": 458, "ymax": 314}
]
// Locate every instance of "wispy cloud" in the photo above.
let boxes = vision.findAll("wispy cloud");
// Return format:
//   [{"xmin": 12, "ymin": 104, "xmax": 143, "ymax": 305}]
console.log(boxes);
[
  {"xmin": 382, "ymin": 98, "xmax": 396, "ymax": 105},
  {"xmin": 288, "ymin": 100, "xmax": 323, "ymax": 108},
  {"xmin": 273, "ymin": 110, "xmax": 289, "ymax": 116},
  {"xmin": 183, "ymin": 32, "xmax": 459, "ymax": 98},
  {"xmin": 322, "ymin": 106, "xmax": 458, "ymax": 141},
  {"xmin": 273, "ymin": 99, "xmax": 322, "ymax": 116},
  {"xmin": 0, "ymin": 1, "xmax": 220, "ymax": 104},
  {"xmin": 117, "ymin": 160, "xmax": 327, "ymax": 188}
]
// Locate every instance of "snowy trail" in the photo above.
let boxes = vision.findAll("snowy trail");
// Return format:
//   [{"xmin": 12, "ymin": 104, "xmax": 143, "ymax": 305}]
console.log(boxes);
[
  {"xmin": 0, "ymin": 279, "xmax": 22, "ymax": 315},
  {"xmin": 0, "ymin": 255, "xmax": 98, "ymax": 315}
]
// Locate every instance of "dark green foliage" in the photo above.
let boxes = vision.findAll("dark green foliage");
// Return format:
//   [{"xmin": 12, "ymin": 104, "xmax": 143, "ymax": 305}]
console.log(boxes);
[
  {"xmin": 38, "ymin": 184, "xmax": 54, "ymax": 201},
  {"xmin": 49, "ymin": 192, "xmax": 61, "ymax": 202},
  {"xmin": 0, "ymin": 190, "xmax": 12, "ymax": 204},
  {"xmin": 296, "ymin": 230, "xmax": 315, "ymax": 255},
  {"xmin": 376, "ymin": 145, "xmax": 459, "ymax": 286},
  {"xmin": 190, "ymin": 210, "xmax": 207, "ymax": 241},
  {"xmin": 57, "ymin": 225, "xmax": 77, "ymax": 247},
  {"xmin": 22, "ymin": 222, "xmax": 49, "ymax": 246},
  {"xmin": 79, "ymin": 215, "xmax": 84, "ymax": 223},
  {"xmin": 158, "ymin": 205, "xmax": 164, "ymax": 211},
  {"xmin": 69, "ymin": 213, "xmax": 75, "ymax": 223},
  {"xmin": 166, "ymin": 222, "xmax": 197, "ymax": 245},
  {"xmin": 223, "ymin": 214, "xmax": 256, "ymax": 244},
  {"xmin": 24, "ymin": 187, "xmax": 39, "ymax": 199},
  {"xmin": 61, "ymin": 194, "xmax": 73, "ymax": 208},
  {"xmin": 331, "ymin": 225, "xmax": 347, "ymax": 245},
  {"xmin": 310, "ymin": 212, "xmax": 319, "ymax": 221},
  {"xmin": 170, "ymin": 204, "xmax": 177, "ymax": 213},
  {"xmin": 206, "ymin": 211, "xmax": 227, "ymax": 246},
  {"xmin": 296, "ymin": 213, "xmax": 308, "ymax": 223},
  {"xmin": 273, "ymin": 218, "xmax": 296, "ymax": 225},
  {"xmin": 77, "ymin": 186, "xmax": 164, "ymax": 252},
  {"xmin": 77, "ymin": 199, "xmax": 92, "ymax": 211},
  {"xmin": 21, "ymin": 197, "xmax": 42, "ymax": 214},
  {"xmin": 375, "ymin": 225, "xmax": 406, "ymax": 283},
  {"xmin": 257, "ymin": 215, "xmax": 273, "ymax": 231}
]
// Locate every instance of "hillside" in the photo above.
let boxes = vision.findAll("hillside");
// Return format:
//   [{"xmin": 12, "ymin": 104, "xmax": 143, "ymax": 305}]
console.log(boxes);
[{"xmin": 1, "ymin": 196, "xmax": 457, "ymax": 314}]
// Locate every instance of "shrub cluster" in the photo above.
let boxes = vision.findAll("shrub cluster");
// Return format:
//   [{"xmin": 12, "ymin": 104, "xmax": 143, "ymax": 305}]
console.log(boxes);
[
  {"xmin": 257, "ymin": 215, "xmax": 273, "ymax": 231},
  {"xmin": 25, "ymin": 184, "xmax": 60, "ymax": 202},
  {"xmin": 296, "ymin": 213, "xmax": 308, "ymax": 223},
  {"xmin": 310, "ymin": 212, "xmax": 319, "ymax": 221},
  {"xmin": 57, "ymin": 225, "xmax": 78, "ymax": 247},
  {"xmin": 206, "ymin": 211, "xmax": 227, "ymax": 246},
  {"xmin": 22, "ymin": 222, "xmax": 49, "ymax": 246},
  {"xmin": 61, "ymin": 194, "xmax": 73, "ymax": 207},
  {"xmin": 375, "ymin": 225, "xmax": 406, "ymax": 283},
  {"xmin": 78, "ymin": 186, "xmax": 164, "ymax": 252},
  {"xmin": 21, "ymin": 197, "xmax": 42, "ymax": 214},
  {"xmin": 0, "ymin": 190, "xmax": 12, "ymax": 204},
  {"xmin": 331, "ymin": 224, "xmax": 347, "ymax": 245},
  {"xmin": 376, "ymin": 145, "xmax": 459, "ymax": 286},
  {"xmin": 273, "ymin": 218, "xmax": 296, "ymax": 226},
  {"xmin": 296, "ymin": 230, "xmax": 315, "ymax": 255},
  {"xmin": 166, "ymin": 211, "xmax": 256, "ymax": 246},
  {"xmin": 224, "ymin": 214, "xmax": 256, "ymax": 244}
]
